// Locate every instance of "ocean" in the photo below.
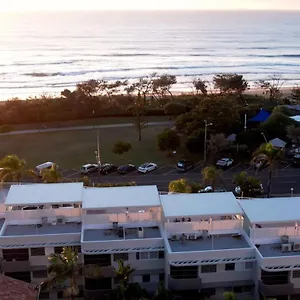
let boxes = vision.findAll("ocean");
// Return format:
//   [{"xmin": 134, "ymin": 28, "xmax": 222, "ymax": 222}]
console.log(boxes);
[{"xmin": 0, "ymin": 10, "xmax": 300, "ymax": 100}]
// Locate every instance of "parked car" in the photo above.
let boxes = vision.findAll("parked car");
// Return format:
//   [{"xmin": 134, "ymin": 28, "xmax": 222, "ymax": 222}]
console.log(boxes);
[
  {"xmin": 292, "ymin": 154, "xmax": 300, "ymax": 167},
  {"xmin": 80, "ymin": 164, "xmax": 98, "ymax": 175},
  {"xmin": 176, "ymin": 159, "xmax": 194, "ymax": 172},
  {"xmin": 216, "ymin": 158, "xmax": 233, "ymax": 168},
  {"xmin": 138, "ymin": 163, "xmax": 157, "ymax": 174},
  {"xmin": 234, "ymin": 184, "xmax": 264, "ymax": 197},
  {"xmin": 100, "ymin": 164, "xmax": 118, "ymax": 175},
  {"xmin": 253, "ymin": 158, "xmax": 268, "ymax": 170},
  {"xmin": 35, "ymin": 161, "xmax": 56, "ymax": 176},
  {"xmin": 118, "ymin": 164, "xmax": 137, "ymax": 174},
  {"xmin": 198, "ymin": 186, "xmax": 226, "ymax": 193}
]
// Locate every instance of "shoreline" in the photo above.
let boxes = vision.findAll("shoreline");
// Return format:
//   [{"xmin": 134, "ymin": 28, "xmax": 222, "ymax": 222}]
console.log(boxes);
[{"xmin": 0, "ymin": 86, "xmax": 296, "ymax": 101}]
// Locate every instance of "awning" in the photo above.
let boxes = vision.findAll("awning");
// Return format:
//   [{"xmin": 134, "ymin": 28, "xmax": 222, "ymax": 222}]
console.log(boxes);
[
  {"xmin": 249, "ymin": 109, "xmax": 271, "ymax": 122},
  {"xmin": 269, "ymin": 138, "xmax": 287, "ymax": 149}
]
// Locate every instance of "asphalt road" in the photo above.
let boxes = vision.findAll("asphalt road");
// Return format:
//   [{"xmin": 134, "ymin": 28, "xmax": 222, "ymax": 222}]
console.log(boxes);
[{"xmin": 65, "ymin": 162, "xmax": 300, "ymax": 196}]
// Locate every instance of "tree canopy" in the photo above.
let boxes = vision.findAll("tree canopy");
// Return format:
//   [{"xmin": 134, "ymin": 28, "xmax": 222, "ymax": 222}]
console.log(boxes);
[
  {"xmin": 112, "ymin": 141, "xmax": 132, "ymax": 157},
  {"xmin": 168, "ymin": 179, "xmax": 192, "ymax": 194},
  {"xmin": 213, "ymin": 74, "xmax": 248, "ymax": 95},
  {"xmin": 157, "ymin": 129, "xmax": 180, "ymax": 152}
]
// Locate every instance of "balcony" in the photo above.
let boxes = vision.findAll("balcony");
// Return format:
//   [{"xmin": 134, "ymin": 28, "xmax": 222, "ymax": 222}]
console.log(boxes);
[
  {"xmin": 1, "ymin": 260, "xmax": 30, "ymax": 272},
  {"xmin": 258, "ymin": 280, "xmax": 294, "ymax": 296},
  {"xmin": 82, "ymin": 226, "xmax": 164, "ymax": 253},
  {"xmin": 166, "ymin": 220, "xmax": 242, "ymax": 235},
  {"xmin": 168, "ymin": 276, "xmax": 202, "ymax": 290},
  {"xmin": 0, "ymin": 222, "xmax": 81, "ymax": 247}
]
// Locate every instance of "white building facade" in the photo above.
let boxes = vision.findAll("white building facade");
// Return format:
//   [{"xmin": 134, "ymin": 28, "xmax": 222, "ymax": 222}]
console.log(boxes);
[{"xmin": 0, "ymin": 183, "xmax": 299, "ymax": 300}]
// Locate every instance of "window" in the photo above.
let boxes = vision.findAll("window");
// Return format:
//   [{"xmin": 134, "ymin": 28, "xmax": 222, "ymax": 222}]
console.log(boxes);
[
  {"xmin": 54, "ymin": 247, "xmax": 64, "ymax": 254},
  {"xmin": 245, "ymin": 262, "xmax": 254, "ymax": 270},
  {"xmin": 261, "ymin": 270, "xmax": 289, "ymax": 285},
  {"xmin": 201, "ymin": 288, "xmax": 216, "ymax": 296},
  {"xmin": 139, "ymin": 252, "xmax": 159, "ymax": 260},
  {"xmin": 159, "ymin": 273, "xmax": 165, "ymax": 282},
  {"xmin": 136, "ymin": 252, "xmax": 140, "ymax": 260},
  {"xmin": 2, "ymin": 248, "xmax": 29, "ymax": 261},
  {"xmin": 84, "ymin": 254, "xmax": 111, "ymax": 266},
  {"xmin": 57, "ymin": 291, "xmax": 64, "ymax": 299},
  {"xmin": 293, "ymin": 270, "xmax": 300, "ymax": 278},
  {"xmin": 233, "ymin": 286, "xmax": 243, "ymax": 293},
  {"xmin": 32, "ymin": 270, "xmax": 48, "ymax": 278},
  {"xmin": 30, "ymin": 248, "xmax": 45, "ymax": 256},
  {"xmin": 142, "ymin": 274, "xmax": 151, "ymax": 283},
  {"xmin": 114, "ymin": 253, "xmax": 128, "ymax": 261},
  {"xmin": 158, "ymin": 251, "xmax": 164, "ymax": 259},
  {"xmin": 85, "ymin": 277, "xmax": 112, "ymax": 290},
  {"xmin": 149, "ymin": 252, "xmax": 158, "ymax": 259},
  {"xmin": 170, "ymin": 266, "xmax": 198, "ymax": 279},
  {"xmin": 225, "ymin": 263, "xmax": 235, "ymax": 271},
  {"xmin": 39, "ymin": 292, "xmax": 50, "ymax": 300},
  {"xmin": 201, "ymin": 265, "xmax": 217, "ymax": 273},
  {"xmin": 243, "ymin": 285, "xmax": 253, "ymax": 293}
]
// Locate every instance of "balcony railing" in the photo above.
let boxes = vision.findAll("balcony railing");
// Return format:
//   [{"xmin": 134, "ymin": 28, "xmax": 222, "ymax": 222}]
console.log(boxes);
[
  {"xmin": 166, "ymin": 220, "xmax": 242, "ymax": 234},
  {"xmin": 258, "ymin": 280, "xmax": 294, "ymax": 296},
  {"xmin": 168, "ymin": 276, "xmax": 202, "ymax": 290}
]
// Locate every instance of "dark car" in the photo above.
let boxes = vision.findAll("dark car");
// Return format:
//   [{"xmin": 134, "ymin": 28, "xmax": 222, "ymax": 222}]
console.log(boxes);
[
  {"xmin": 118, "ymin": 164, "xmax": 137, "ymax": 174},
  {"xmin": 100, "ymin": 164, "xmax": 118, "ymax": 175},
  {"xmin": 292, "ymin": 154, "xmax": 300, "ymax": 167},
  {"xmin": 176, "ymin": 159, "xmax": 194, "ymax": 172}
]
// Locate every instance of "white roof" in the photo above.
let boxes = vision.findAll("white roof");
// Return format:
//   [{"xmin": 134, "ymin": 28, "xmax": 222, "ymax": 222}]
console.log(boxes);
[
  {"xmin": 161, "ymin": 192, "xmax": 243, "ymax": 218},
  {"xmin": 290, "ymin": 115, "xmax": 300, "ymax": 122},
  {"xmin": 269, "ymin": 138, "xmax": 286, "ymax": 148},
  {"xmin": 239, "ymin": 197, "xmax": 300, "ymax": 224},
  {"xmin": 82, "ymin": 185, "xmax": 160, "ymax": 209},
  {"xmin": 5, "ymin": 183, "xmax": 83, "ymax": 206}
]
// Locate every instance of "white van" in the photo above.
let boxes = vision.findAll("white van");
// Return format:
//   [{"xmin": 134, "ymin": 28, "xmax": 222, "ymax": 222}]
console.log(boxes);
[{"xmin": 35, "ymin": 162, "xmax": 55, "ymax": 176}]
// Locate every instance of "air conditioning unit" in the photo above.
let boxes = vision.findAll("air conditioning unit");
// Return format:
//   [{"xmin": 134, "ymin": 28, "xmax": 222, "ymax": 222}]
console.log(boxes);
[
  {"xmin": 294, "ymin": 243, "xmax": 300, "ymax": 252},
  {"xmin": 282, "ymin": 243, "xmax": 292, "ymax": 252},
  {"xmin": 138, "ymin": 227, "xmax": 144, "ymax": 238},
  {"xmin": 57, "ymin": 217, "xmax": 65, "ymax": 224}
]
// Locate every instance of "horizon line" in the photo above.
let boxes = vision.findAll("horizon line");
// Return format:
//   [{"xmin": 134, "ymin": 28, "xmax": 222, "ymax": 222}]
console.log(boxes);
[{"xmin": 1, "ymin": 8, "xmax": 300, "ymax": 13}]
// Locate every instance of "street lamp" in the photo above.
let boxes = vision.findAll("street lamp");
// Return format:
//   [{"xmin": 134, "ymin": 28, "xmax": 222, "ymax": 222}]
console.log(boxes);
[
  {"xmin": 261, "ymin": 132, "xmax": 268, "ymax": 143},
  {"xmin": 291, "ymin": 188, "xmax": 294, "ymax": 197},
  {"xmin": 204, "ymin": 120, "xmax": 213, "ymax": 162}
]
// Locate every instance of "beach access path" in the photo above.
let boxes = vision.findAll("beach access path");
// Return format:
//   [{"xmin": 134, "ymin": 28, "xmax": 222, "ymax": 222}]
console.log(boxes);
[{"xmin": 0, "ymin": 121, "xmax": 173, "ymax": 136}]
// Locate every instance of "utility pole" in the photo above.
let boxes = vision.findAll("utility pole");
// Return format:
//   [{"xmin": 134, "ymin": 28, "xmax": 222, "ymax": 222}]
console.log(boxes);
[
  {"xmin": 261, "ymin": 132, "xmax": 268, "ymax": 143},
  {"xmin": 204, "ymin": 120, "xmax": 213, "ymax": 162}
]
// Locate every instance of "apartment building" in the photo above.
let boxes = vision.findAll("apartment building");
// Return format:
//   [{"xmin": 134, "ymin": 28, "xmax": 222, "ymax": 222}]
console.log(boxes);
[
  {"xmin": 1, "ymin": 183, "xmax": 300, "ymax": 300},
  {"xmin": 240, "ymin": 197, "xmax": 300, "ymax": 300},
  {"xmin": 161, "ymin": 193, "xmax": 256, "ymax": 300}
]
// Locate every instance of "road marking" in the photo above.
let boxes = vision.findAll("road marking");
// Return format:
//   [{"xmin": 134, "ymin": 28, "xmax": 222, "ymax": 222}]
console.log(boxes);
[
  {"xmin": 245, "ymin": 166, "xmax": 252, "ymax": 171},
  {"xmin": 281, "ymin": 164, "xmax": 291, "ymax": 171},
  {"xmin": 65, "ymin": 171, "xmax": 81, "ymax": 178},
  {"xmin": 280, "ymin": 181, "xmax": 297, "ymax": 184},
  {"xmin": 164, "ymin": 168, "xmax": 177, "ymax": 175},
  {"xmin": 144, "ymin": 166, "xmax": 166, "ymax": 175},
  {"xmin": 192, "ymin": 164, "xmax": 203, "ymax": 171}
]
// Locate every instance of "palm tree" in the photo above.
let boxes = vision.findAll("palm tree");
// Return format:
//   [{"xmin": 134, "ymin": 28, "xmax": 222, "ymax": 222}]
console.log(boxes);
[
  {"xmin": 41, "ymin": 247, "xmax": 101, "ymax": 300},
  {"xmin": 152, "ymin": 282, "xmax": 173, "ymax": 300},
  {"xmin": 113, "ymin": 259, "xmax": 135, "ymax": 300},
  {"xmin": 168, "ymin": 179, "xmax": 192, "ymax": 194},
  {"xmin": 0, "ymin": 154, "xmax": 35, "ymax": 183},
  {"xmin": 252, "ymin": 143, "xmax": 284, "ymax": 198},
  {"xmin": 223, "ymin": 292, "xmax": 237, "ymax": 300},
  {"xmin": 201, "ymin": 165, "xmax": 221, "ymax": 189},
  {"xmin": 41, "ymin": 164, "xmax": 63, "ymax": 183}
]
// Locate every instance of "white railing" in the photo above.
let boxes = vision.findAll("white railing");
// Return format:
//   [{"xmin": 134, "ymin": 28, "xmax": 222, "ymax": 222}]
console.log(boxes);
[
  {"xmin": 165, "ymin": 220, "xmax": 242, "ymax": 234},
  {"xmin": 82, "ymin": 211, "xmax": 161, "ymax": 225},
  {"xmin": 5, "ymin": 208, "xmax": 81, "ymax": 224},
  {"xmin": 250, "ymin": 227, "xmax": 300, "ymax": 243}
]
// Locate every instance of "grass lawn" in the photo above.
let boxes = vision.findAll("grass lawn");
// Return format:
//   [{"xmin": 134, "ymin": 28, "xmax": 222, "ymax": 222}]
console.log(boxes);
[
  {"xmin": 0, "ymin": 125, "xmax": 185, "ymax": 169},
  {"xmin": 8, "ymin": 115, "xmax": 170, "ymax": 131}
]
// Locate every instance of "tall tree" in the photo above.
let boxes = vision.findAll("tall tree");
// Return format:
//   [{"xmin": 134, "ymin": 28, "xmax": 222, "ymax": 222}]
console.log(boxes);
[
  {"xmin": 292, "ymin": 86, "xmax": 300, "ymax": 102},
  {"xmin": 213, "ymin": 73, "xmax": 248, "ymax": 96},
  {"xmin": 151, "ymin": 74, "xmax": 177, "ymax": 101},
  {"xmin": 41, "ymin": 247, "xmax": 101, "ymax": 300},
  {"xmin": 287, "ymin": 125, "xmax": 300, "ymax": 144},
  {"xmin": 207, "ymin": 134, "xmax": 230, "ymax": 158},
  {"xmin": 0, "ymin": 154, "xmax": 35, "ymax": 183},
  {"xmin": 41, "ymin": 164, "xmax": 63, "ymax": 183},
  {"xmin": 252, "ymin": 143, "xmax": 284, "ymax": 198},
  {"xmin": 113, "ymin": 260, "xmax": 136, "ymax": 300},
  {"xmin": 168, "ymin": 179, "xmax": 192, "ymax": 194},
  {"xmin": 201, "ymin": 165, "xmax": 221, "ymax": 188},
  {"xmin": 233, "ymin": 171, "xmax": 262, "ymax": 197},
  {"xmin": 255, "ymin": 75, "xmax": 284, "ymax": 101},
  {"xmin": 192, "ymin": 78, "xmax": 208, "ymax": 95},
  {"xmin": 157, "ymin": 129, "xmax": 180, "ymax": 152}
]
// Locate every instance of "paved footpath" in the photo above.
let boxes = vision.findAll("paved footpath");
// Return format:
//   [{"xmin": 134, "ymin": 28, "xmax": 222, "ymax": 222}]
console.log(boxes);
[{"xmin": 0, "ymin": 121, "xmax": 172, "ymax": 136}]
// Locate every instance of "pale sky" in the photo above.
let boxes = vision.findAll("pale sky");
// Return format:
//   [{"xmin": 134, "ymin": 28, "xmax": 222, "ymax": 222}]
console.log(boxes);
[{"xmin": 1, "ymin": 0, "xmax": 299, "ymax": 12}]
